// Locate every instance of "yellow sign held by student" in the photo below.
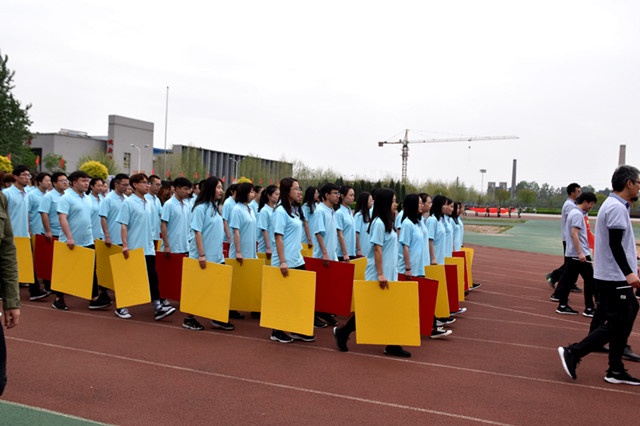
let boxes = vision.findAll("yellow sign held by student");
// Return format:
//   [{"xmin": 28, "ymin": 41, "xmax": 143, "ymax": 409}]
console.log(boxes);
[
  {"xmin": 51, "ymin": 241, "xmax": 95, "ymax": 300},
  {"xmin": 95, "ymin": 239, "xmax": 123, "ymax": 290},
  {"xmin": 445, "ymin": 257, "xmax": 466, "ymax": 302},
  {"xmin": 461, "ymin": 247, "xmax": 475, "ymax": 286},
  {"xmin": 110, "ymin": 248, "xmax": 151, "ymax": 308},
  {"xmin": 14, "ymin": 237, "xmax": 34, "ymax": 284},
  {"xmin": 226, "ymin": 258, "xmax": 265, "ymax": 312},
  {"xmin": 425, "ymin": 265, "xmax": 450, "ymax": 318},
  {"xmin": 350, "ymin": 257, "xmax": 367, "ymax": 281},
  {"xmin": 353, "ymin": 280, "xmax": 421, "ymax": 346},
  {"xmin": 180, "ymin": 258, "xmax": 233, "ymax": 323},
  {"xmin": 257, "ymin": 252, "xmax": 272, "ymax": 266},
  {"xmin": 261, "ymin": 266, "xmax": 316, "ymax": 336}
]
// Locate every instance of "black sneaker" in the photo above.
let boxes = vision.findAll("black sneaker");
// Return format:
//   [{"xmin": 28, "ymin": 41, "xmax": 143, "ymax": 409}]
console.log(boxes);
[
  {"xmin": 314, "ymin": 317, "xmax": 328, "ymax": 328},
  {"xmin": 89, "ymin": 292, "xmax": 112, "ymax": 310},
  {"xmin": 52, "ymin": 299, "xmax": 68, "ymax": 311},
  {"xmin": 570, "ymin": 285, "xmax": 583, "ymax": 293},
  {"xmin": 291, "ymin": 333, "xmax": 316, "ymax": 342},
  {"xmin": 229, "ymin": 310, "xmax": 245, "ymax": 319},
  {"xmin": 623, "ymin": 346, "xmax": 640, "ymax": 362},
  {"xmin": 384, "ymin": 345, "xmax": 411, "ymax": 358},
  {"xmin": 317, "ymin": 312, "xmax": 337, "ymax": 326},
  {"xmin": 29, "ymin": 289, "xmax": 50, "ymax": 301},
  {"xmin": 270, "ymin": 330, "xmax": 293, "ymax": 343},
  {"xmin": 550, "ymin": 294, "xmax": 560, "ymax": 302},
  {"xmin": 450, "ymin": 307, "xmax": 467, "ymax": 316},
  {"xmin": 436, "ymin": 317, "xmax": 455, "ymax": 326},
  {"xmin": 430, "ymin": 327, "xmax": 452, "ymax": 339},
  {"xmin": 251, "ymin": 311, "xmax": 261, "ymax": 319},
  {"xmin": 115, "ymin": 307, "xmax": 132, "ymax": 319},
  {"xmin": 183, "ymin": 317, "xmax": 204, "ymax": 331},
  {"xmin": 469, "ymin": 283, "xmax": 482, "ymax": 290},
  {"xmin": 160, "ymin": 298, "xmax": 171, "ymax": 307},
  {"xmin": 154, "ymin": 305, "xmax": 176, "ymax": 320},
  {"xmin": 558, "ymin": 346, "xmax": 578, "ymax": 379},
  {"xmin": 211, "ymin": 319, "xmax": 235, "ymax": 330},
  {"xmin": 604, "ymin": 369, "xmax": 640, "ymax": 385},
  {"xmin": 556, "ymin": 305, "xmax": 579, "ymax": 315},
  {"xmin": 545, "ymin": 273, "xmax": 556, "ymax": 289},
  {"xmin": 583, "ymin": 307, "xmax": 595, "ymax": 317},
  {"xmin": 333, "ymin": 326, "xmax": 349, "ymax": 352}
]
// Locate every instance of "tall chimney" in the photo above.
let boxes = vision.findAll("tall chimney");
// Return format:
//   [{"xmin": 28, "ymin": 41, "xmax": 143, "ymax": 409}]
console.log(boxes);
[
  {"xmin": 511, "ymin": 159, "xmax": 517, "ymax": 198},
  {"xmin": 619, "ymin": 145, "xmax": 626, "ymax": 166}
]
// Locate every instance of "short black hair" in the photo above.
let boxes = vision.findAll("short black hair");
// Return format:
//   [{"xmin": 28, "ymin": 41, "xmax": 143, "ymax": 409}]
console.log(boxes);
[
  {"xmin": 172, "ymin": 177, "xmax": 192, "ymax": 189},
  {"xmin": 113, "ymin": 173, "xmax": 130, "ymax": 184},
  {"xmin": 12, "ymin": 165, "xmax": 30, "ymax": 176},
  {"xmin": 576, "ymin": 192, "xmax": 596, "ymax": 204},
  {"xmin": 611, "ymin": 165, "xmax": 640, "ymax": 192},
  {"xmin": 35, "ymin": 172, "xmax": 51, "ymax": 184},
  {"xmin": 51, "ymin": 172, "xmax": 67, "ymax": 183},
  {"xmin": 68, "ymin": 170, "xmax": 90, "ymax": 183},
  {"xmin": 566, "ymin": 183, "xmax": 580, "ymax": 196},
  {"xmin": 319, "ymin": 183, "xmax": 339, "ymax": 201}
]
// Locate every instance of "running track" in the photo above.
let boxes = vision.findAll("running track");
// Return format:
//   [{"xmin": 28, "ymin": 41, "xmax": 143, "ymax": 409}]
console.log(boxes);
[{"xmin": 3, "ymin": 244, "xmax": 639, "ymax": 425}]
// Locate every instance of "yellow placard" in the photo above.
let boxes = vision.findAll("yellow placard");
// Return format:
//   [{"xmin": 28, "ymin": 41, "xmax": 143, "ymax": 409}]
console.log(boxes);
[
  {"xmin": 260, "ymin": 266, "xmax": 316, "ymax": 335},
  {"xmin": 350, "ymin": 257, "xmax": 367, "ymax": 280},
  {"xmin": 425, "ymin": 265, "xmax": 450, "ymax": 318},
  {"xmin": 445, "ymin": 257, "xmax": 466, "ymax": 302},
  {"xmin": 51, "ymin": 241, "xmax": 95, "ymax": 300},
  {"xmin": 257, "ymin": 252, "xmax": 272, "ymax": 266},
  {"xmin": 226, "ymin": 258, "xmax": 265, "ymax": 312},
  {"xmin": 156, "ymin": 239, "xmax": 162, "ymax": 251},
  {"xmin": 180, "ymin": 258, "xmax": 233, "ymax": 323},
  {"xmin": 461, "ymin": 247, "xmax": 474, "ymax": 286},
  {"xmin": 110, "ymin": 248, "xmax": 151, "ymax": 308},
  {"xmin": 14, "ymin": 237, "xmax": 34, "ymax": 284},
  {"xmin": 353, "ymin": 280, "xmax": 421, "ymax": 346},
  {"xmin": 30, "ymin": 234, "xmax": 36, "ymax": 250},
  {"xmin": 300, "ymin": 244, "xmax": 313, "ymax": 258},
  {"xmin": 95, "ymin": 239, "xmax": 123, "ymax": 290}
]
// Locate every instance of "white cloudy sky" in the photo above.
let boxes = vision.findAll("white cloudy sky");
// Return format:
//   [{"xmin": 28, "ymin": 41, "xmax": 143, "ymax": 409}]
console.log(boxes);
[{"xmin": 2, "ymin": 0, "xmax": 638, "ymax": 190}]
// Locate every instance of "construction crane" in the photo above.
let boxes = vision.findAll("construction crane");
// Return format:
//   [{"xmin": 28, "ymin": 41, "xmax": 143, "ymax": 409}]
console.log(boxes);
[{"xmin": 378, "ymin": 129, "xmax": 519, "ymax": 181}]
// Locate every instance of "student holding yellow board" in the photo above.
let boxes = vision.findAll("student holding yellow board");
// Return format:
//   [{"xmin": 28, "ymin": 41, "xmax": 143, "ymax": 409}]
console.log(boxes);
[{"xmin": 333, "ymin": 188, "xmax": 412, "ymax": 358}]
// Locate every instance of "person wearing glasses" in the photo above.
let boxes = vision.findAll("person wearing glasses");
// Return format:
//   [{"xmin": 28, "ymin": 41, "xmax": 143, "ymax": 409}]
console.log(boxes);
[
  {"xmin": 100, "ymin": 174, "xmax": 130, "ymax": 249},
  {"xmin": 145, "ymin": 174, "xmax": 163, "ymax": 246}
]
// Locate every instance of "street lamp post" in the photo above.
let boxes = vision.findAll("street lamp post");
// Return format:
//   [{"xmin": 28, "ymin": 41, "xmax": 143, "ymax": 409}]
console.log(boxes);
[
  {"xmin": 131, "ymin": 144, "xmax": 150, "ymax": 173},
  {"xmin": 479, "ymin": 169, "xmax": 487, "ymax": 195},
  {"xmin": 229, "ymin": 157, "xmax": 239, "ymax": 182}
]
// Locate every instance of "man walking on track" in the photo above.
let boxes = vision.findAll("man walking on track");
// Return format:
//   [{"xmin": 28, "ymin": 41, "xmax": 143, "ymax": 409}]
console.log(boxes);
[
  {"xmin": 559, "ymin": 165, "xmax": 640, "ymax": 385},
  {"xmin": 549, "ymin": 183, "xmax": 582, "ymax": 296}
]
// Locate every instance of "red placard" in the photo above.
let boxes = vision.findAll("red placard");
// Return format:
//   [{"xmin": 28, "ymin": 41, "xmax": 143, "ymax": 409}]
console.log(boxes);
[
  {"xmin": 452, "ymin": 251, "xmax": 469, "ymax": 291},
  {"xmin": 155, "ymin": 252, "xmax": 187, "ymax": 301},
  {"xmin": 397, "ymin": 275, "xmax": 439, "ymax": 336},
  {"xmin": 304, "ymin": 257, "xmax": 354, "ymax": 317},
  {"xmin": 223, "ymin": 242, "xmax": 229, "ymax": 259},
  {"xmin": 34, "ymin": 234, "xmax": 58, "ymax": 281},
  {"xmin": 444, "ymin": 264, "xmax": 460, "ymax": 312}
]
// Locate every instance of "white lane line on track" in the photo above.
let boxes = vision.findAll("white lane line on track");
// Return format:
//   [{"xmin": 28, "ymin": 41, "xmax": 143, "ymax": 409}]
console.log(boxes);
[{"xmin": 8, "ymin": 336, "xmax": 512, "ymax": 426}]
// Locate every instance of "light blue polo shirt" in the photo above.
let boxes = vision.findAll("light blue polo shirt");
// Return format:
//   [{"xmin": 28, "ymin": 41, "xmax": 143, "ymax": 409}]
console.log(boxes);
[
  {"xmin": 300, "ymin": 203, "xmax": 315, "ymax": 245},
  {"xmin": 443, "ymin": 216, "xmax": 453, "ymax": 258},
  {"xmin": 395, "ymin": 212, "xmax": 403, "ymax": 230},
  {"xmin": 161, "ymin": 195, "xmax": 191, "ymax": 253},
  {"xmin": 427, "ymin": 215, "xmax": 446, "ymax": 265},
  {"xmin": 354, "ymin": 211, "xmax": 370, "ymax": 256},
  {"xmin": 39, "ymin": 189, "xmax": 64, "ymax": 237},
  {"xmin": 145, "ymin": 193, "xmax": 162, "ymax": 241},
  {"xmin": 420, "ymin": 217, "xmax": 432, "ymax": 269},
  {"xmin": 99, "ymin": 191, "xmax": 126, "ymax": 245},
  {"xmin": 398, "ymin": 217, "xmax": 425, "ymax": 276},
  {"xmin": 311, "ymin": 203, "xmax": 338, "ymax": 261},
  {"xmin": 365, "ymin": 217, "xmax": 398, "ymax": 281},
  {"xmin": 565, "ymin": 206, "xmax": 589, "ymax": 258},
  {"xmin": 89, "ymin": 193, "xmax": 104, "ymax": 240},
  {"xmin": 453, "ymin": 218, "xmax": 464, "ymax": 251},
  {"xmin": 335, "ymin": 204, "xmax": 356, "ymax": 258},
  {"xmin": 229, "ymin": 202, "xmax": 257, "ymax": 259},
  {"xmin": 257, "ymin": 205, "xmax": 274, "ymax": 253},
  {"xmin": 117, "ymin": 194, "xmax": 155, "ymax": 256},
  {"xmin": 189, "ymin": 202, "xmax": 224, "ymax": 264},
  {"xmin": 222, "ymin": 196, "xmax": 237, "ymax": 243},
  {"xmin": 28, "ymin": 188, "xmax": 46, "ymax": 236},
  {"xmin": 57, "ymin": 190, "xmax": 94, "ymax": 247},
  {"xmin": 271, "ymin": 205, "xmax": 304, "ymax": 268},
  {"xmin": 594, "ymin": 193, "xmax": 637, "ymax": 281},
  {"xmin": 2, "ymin": 185, "xmax": 30, "ymax": 237},
  {"xmin": 249, "ymin": 199, "xmax": 259, "ymax": 217}
]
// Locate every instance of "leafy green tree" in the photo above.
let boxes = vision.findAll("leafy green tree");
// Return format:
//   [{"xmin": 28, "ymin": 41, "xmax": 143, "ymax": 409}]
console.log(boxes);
[
  {"xmin": 495, "ymin": 188, "xmax": 511, "ymax": 203},
  {"xmin": 0, "ymin": 53, "xmax": 35, "ymax": 167},
  {"xmin": 77, "ymin": 150, "xmax": 120, "ymax": 175},
  {"xmin": 43, "ymin": 153, "xmax": 66, "ymax": 172},
  {"xmin": 517, "ymin": 188, "xmax": 537, "ymax": 206}
]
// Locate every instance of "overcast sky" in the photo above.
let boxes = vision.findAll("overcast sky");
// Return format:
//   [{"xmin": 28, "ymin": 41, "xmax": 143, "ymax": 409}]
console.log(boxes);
[{"xmin": 2, "ymin": 0, "xmax": 638, "ymax": 190}]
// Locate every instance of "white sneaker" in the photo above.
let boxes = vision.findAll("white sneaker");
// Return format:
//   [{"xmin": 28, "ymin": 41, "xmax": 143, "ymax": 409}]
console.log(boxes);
[{"xmin": 115, "ymin": 307, "xmax": 132, "ymax": 319}]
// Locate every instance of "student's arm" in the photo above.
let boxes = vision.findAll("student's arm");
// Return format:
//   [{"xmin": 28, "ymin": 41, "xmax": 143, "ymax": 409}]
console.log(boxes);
[
  {"xmin": 429, "ymin": 239, "xmax": 437, "ymax": 265},
  {"xmin": 403, "ymin": 244, "xmax": 411, "ymax": 277},
  {"xmin": 223, "ymin": 220, "xmax": 231, "ymax": 242},
  {"xmin": 374, "ymin": 244, "xmax": 388, "ymax": 289},
  {"xmin": 41, "ymin": 212, "xmax": 53, "ymax": 243},
  {"xmin": 101, "ymin": 216, "xmax": 111, "ymax": 247},
  {"xmin": 337, "ymin": 229, "xmax": 350, "ymax": 261},
  {"xmin": 161, "ymin": 221, "xmax": 171, "ymax": 258},
  {"xmin": 58, "ymin": 213, "xmax": 74, "ymax": 249},
  {"xmin": 315, "ymin": 233, "xmax": 330, "ymax": 267},
  {"xmin": 121, "ymin": 223, "xmax": 129, "ymax": 259},
  {"xmin": 609, "ymin": 228, "xmax": 640, "ymax": 287},
  {"xmin": 571, "ymin": 227, "xmax": 585, "ymax": 262},
  {"xmin": 234, "ymin": 228, "xmax": 243, "ymax": 265},
  {"xmin": 275, "ymin": 234, "xmax": 288, "ymax": 277},
  {"xmin": 355, "ymin": 231, "xmax": 363, "ymax": 257},
  {"xmin": 303, "ymin": 221, "xmax": 312, "ymax": 249},
  {"xmin": 195, "ymin": 230, "xmax": 206, "ymax": 269},
  {"xmin": 263, "ymin": 229, "xmax": 272, "ymax": 258}
]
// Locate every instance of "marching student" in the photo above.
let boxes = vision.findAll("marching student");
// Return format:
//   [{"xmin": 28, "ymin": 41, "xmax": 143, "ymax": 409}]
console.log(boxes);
[
  {"xmin": 117, "ymin": 173, "xmax": 176, "ymax": 321},
  {"xmin": 57, "ymin": 171, "xmax": 112, "ymax": 311},
  {"xmin": 398, "ymin": 194, "xmax": 425, "ymax": 278},
  {"xmin": 249, "ymin": 185, "xmax": 262, "ymax": 217},
  {"xmin": 27, "ymin": 172, "xmax": 52, "ymax": 297},
  {"xmin": 87, "ymin": 177, "xmax": 105, "ymax": 241},
  {"xmin": 418, "ymin": 193, "xmax": 432, "ymax": 270},
  {"xmin": 100, "ymin": 173, "xmax": 129, "ymax": 248},
  {"xmin": 229, "ymin": 182, "xmax": 257, "ymax": 263},
  {"xmin": 336, "ymin": 186, "xmax": 356, "ymax": 262},
  {"xmin": 257, "ymin": 185, "xmax": 279, "ymax": 258},
  {"xmin": 187, "ymin": 176, "xmax": 235, "ymax": 331},
  {"xmin": 394, "ymin": 202, "xmax": 404, "ymax": 236},
  {"xmin": 145, "ymin": 175, "xmax": 163, "ymax": 245},
  {"xmin": 271, "ymin": 177, "xmax": 315, "ymax": 343},
  {"xmin": 222, "ymin": 183, "xmax": 238, "ymax": 243},
  {"xmin": 301, "ymin": 186, "xmax": 319, "ymax": 248},
  {"xmin": 333, "ymin": 188, "xmax": 412, "ymax": 358},
  {"xmin": 443, "ymin": 197, "xmax": 454, "ymax": 258},
  {"xmin": 353, "ymin": 191, "xmax": 372, "ymax": 258},
  {"xmin": 452, "ymin": 201, "xmax": 464, "ymax": 252}
]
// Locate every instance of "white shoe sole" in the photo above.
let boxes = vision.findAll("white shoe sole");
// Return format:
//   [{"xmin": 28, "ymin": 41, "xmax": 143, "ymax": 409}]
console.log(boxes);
[{"xmin": 604, "ymin": 376, "xmax": 640, "ymax": 385}]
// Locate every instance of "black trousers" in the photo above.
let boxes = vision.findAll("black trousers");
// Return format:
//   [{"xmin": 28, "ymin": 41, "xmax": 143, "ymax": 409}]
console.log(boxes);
[
  {"xmin": 146, "ymin": 255, "xmax": 161, "ymax": 301},
  {"xmin": 569, "ymin": 280, "xmax": 639, "ymax": 372},
  {"xmin": 556, "ymin": 256, "xmax": 595, "ymax": 308},
  {"xmin": 549, "ymin": 241, "xmax": 568, "ymax": 283}
]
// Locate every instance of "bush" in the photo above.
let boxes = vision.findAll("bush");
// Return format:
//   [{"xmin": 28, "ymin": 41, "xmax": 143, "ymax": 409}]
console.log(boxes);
[
  {"xmin": 79, "ymin": 161, "xmax": 108, "ymax": 180},
  {"xmin": 0, "ymin": 155, "xmax": 12, "ymax": 173}
]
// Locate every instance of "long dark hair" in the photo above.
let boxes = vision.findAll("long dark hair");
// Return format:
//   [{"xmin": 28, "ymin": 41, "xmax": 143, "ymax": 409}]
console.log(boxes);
[
  {"xmin": 354, "ymin": 192, "xmax": 371, "ymax": 223},
  {"xmin": 401, "ymin": 193, "xmax": 420, "ymax": 224},
  {"xmin": 451, "ymin": 201, "xmax": 461, "ymax": 224},
  {"xmin": 258, "ymin": 185, "xmax": 279, "ymax": 212},
  {"xmin": 224, "ymin": 183, "xmax": 238, "ymax": 202},
  {"xmin": 279, "ymin": 177, "xmax": 301, "ymax": 219},
  {"xmin": 339, "ymin": 185, "xmax": 353, "ymax": 207},
  {"xmin": 430, "ymin": 195, "xmax": 448, "ymax": 220},
  {"xmin": 235, "ymin": 182, "xmax": 254, "ymax": 204},
  {"xmin": 303, "ymin": 186, "xmax": 318, "ymax": 214},
  {"xmin": 87, "ymin": 177, "xmax": 104, "ymax": 195},
  {"xmin": 193, "ymin": 176, "xmax": 222, "ymax": 214},
  {"xmin": 368, "ymin": 188, "xmax": 395, "ymax": 233}
]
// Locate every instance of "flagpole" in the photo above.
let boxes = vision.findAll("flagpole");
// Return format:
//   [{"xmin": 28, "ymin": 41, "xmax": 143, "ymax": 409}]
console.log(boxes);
[{"xmin": 163, "ymin": 86, "xmax": 169, "ymax": 177}]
